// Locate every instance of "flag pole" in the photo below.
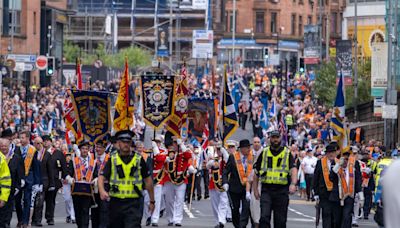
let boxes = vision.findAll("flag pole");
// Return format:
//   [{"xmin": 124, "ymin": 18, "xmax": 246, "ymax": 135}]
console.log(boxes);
[{"xmin": 222, "ymin": 65, "xmax": 226, "ymax": 148}]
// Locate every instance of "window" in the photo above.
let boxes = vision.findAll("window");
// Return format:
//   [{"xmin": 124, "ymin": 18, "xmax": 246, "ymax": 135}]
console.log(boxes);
[
  {"xmin": 331, "ymin": 12, "xmax": 337, "ymax": 34},
  {"xmin": 299, "ymin": 15, "xmax": 303, "ymax": 36},
  {"xmin": 33, "ymin": 12, "xmax": 37, "ymax": 35},
  {"xmin": 339, "ymin": 13, "xmax": 343, "ymax": 35},
  {"xmin": 255, "ymin": 12, "xmax": 264, "ymax": 33},
  {"xmin": 271, "ymin": 12, "xmax": 277, "ymax": 33},
  {"xmin": 308, "ymin": 15, "xmax": 312, "ymax": 25},
  {"xmin": 291, "ymin": 14, "xmax": 296, "ymax": 35},
  {"xmin": 8, "ymin": 0, "xmax": 22, "ymax": 35},
  {"xmin": 229, "ymin": 12, "xmax": 237, "ymax": 32}
]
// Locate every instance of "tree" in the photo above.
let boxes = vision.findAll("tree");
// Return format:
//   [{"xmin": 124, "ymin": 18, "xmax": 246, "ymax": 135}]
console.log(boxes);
[
  {"xmin": 315, "ymin": 60, "xmax": 372, "ymax": 108},
  {"xmin": 63, "ymin": 41, "xmax": 80, "ymax": 63}
]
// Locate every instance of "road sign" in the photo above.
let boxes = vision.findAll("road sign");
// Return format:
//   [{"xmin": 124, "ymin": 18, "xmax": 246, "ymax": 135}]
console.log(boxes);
[
  {"xmin": 374, "ymin": 97, "xmax": 385, "ymax": 117},
  {"xmin": 382, "ymin": 105, "xmax": 398, "ymax": 119},
  {"xmin": 24, "ymin": 63, "xmax": 35, "ymax": 71},
  {"xmin": 6, "ymin": 54, "xmax": 36, "ymax": 63},
  {"xmin": 15, "ymin": 62, "xmax": 25, "ymax": 72},
  {"xmin": 6, "ymin": 59, "xmax": 15, "ymax": 70},
  {"xmin": 36, "ymin": 56, "xmax": 48, "ymax": 70},
  {"xmin": 192, "ymin": 30, "xmax": 213, "ymax": 59},
  {"xmin": 94, "ymin": 59, "xmax": 103, "ymax": 68},
  {"xmin": 269, "ymin": 54, "xmax": 280, "ymax": 66}
]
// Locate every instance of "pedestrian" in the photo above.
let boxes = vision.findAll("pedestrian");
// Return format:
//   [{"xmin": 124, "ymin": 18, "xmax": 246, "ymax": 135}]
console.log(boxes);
[
  {"xmin": 382, "ymin": 157, "xmax": 400, "ymax": 228},
  {"xmin": 91, "ymin": 136, "xmax": 110, "ymax": 228},
  {"xmin": 31, "ymin": 136, "xmax": 55, "ymax": 227},
  {"xmin": 359, "ymin": 149, "xmax": 375, "ymax": 219},
  {"xmin": 62, "ymin": 152, "xmax": 76, "ymax": 224},
  {"xmin": 98, "ymin": 130, "xmax": 155, "ymax": 228},
  {"xmin": 301, "ymin": 148, "xmax": 317, "ymax": 201},
  {"xmin": 186, "ymin": 144, "xmax": 201, "ymax": 202},
  {"xmin": 0, "ymin": 138, "xmax": 14, "ymax": 228},
  {"xmin": 206, "ymin": 141, "xmax": 229, "ymax": 228},
  {"xmin": 222, "ymin": 139, "xmax": 253, "ymax": 228},
  {"xmin": 66, "ymin": 140, "xmax": 97, "ymax": 228},
  {"xmin": 253, "ymin": 130, "xmax": 298, "ymax": 228},
  {"xmin": 15, "ymin": 131, "xmax": 41, "ymax": 228},
  {"xmin": 313, "ymin": 142, "xmax": 342, "ymax": 228}
]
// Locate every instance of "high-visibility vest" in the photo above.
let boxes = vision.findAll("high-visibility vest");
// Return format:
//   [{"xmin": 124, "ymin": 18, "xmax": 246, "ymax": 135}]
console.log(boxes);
[
  {"xmin": 0, "ymin": 153, "xmax": 11, "ymax": 202},
  {"xmin": 110, "ymin": 153, "xmax": 143, "ymax": 199},
  {"xmin": 259, "ymin": 147, "xmax": 290, "ymax": 185},
  {"xmin": 374, "ymin": 158, "xmax": 392, "ymax": 192},
  {"xmin": 271, "ymin": 78, "xmax": 278, "ymax": 86},
  {"xmin": 285, "ymin": 114, "xmax": 294, "ymax": 126}
]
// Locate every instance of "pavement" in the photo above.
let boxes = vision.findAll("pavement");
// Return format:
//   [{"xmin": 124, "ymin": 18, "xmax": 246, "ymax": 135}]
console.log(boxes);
[{"xmin": 10, "ymin": 120, "xmax": 378, "ymax": 227}]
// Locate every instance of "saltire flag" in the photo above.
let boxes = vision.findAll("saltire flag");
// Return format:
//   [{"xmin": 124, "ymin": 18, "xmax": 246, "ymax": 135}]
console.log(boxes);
[
  {"xmin": 113, "ymin": 58, "xmax": 134, "ymax": 131},
  {"xmin": 76, "ymin": 58, "xmax": 82, "ymax": 89},
  {"xmin": 260, "ymin": 108, "xmax": 269, "ymax": 130},
  {"xmin": 63, "ymin": 90, "xmax": 82, "ymax": 144},
  {"xmin": 71, "ymin": 90, "xmax": 111, "ymax": 143},
  {"xmin": 166, "ymin": 64, "xmax": 189, "ymax": 138},
  {"xmin": 269, "ymin": 98, "xmax": 277, "ymax": 118},
  {"xmin": 222, "ymin": 67, "xmax": 239, "ymax": 145},
  {"xmin": 330, "ymin": 71, "xmax": 350, "ymax": 152}
]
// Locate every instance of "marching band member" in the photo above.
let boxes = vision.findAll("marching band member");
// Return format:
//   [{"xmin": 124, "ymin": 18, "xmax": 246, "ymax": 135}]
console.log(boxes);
[
  {"xmin": 151, "ymin": 135, "xmax": 167, "ymax": 227},
  {"xmin": 186, "ymin": 144, "xmax": 201, "ymax": 203},
  {"xmin": 63, "ymin": 152, "xmax": 76, "ymax": 224},
  {"xmin": 66, "ymin": 140, "xmax": 98, "ymax": 228},
  {"xmin": 163, "ymin": 136, "xmax": 195, "ymax": 227},
  {"xmin": 91, "ymin": 136, "xmax": 110, "ymax": 228},
  {"xmin": 206, "ymin": 141, "xmax": 229, "ymax": 228}
]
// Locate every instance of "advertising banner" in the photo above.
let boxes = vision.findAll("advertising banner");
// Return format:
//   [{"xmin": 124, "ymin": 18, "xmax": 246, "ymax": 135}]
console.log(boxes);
[
  {"xmin": 192, "ymin": 30, "xmax": 214, "ymax": 59},
  {"xmin": 336, "ymin": 40, "xmax": 353, "ymax": 85},
  {"xmin": 304, "ymin": 25, "xmax": 320, "ymax": 64},
  {"xmin": 157, "ymin": 24, "xmax": 169, "ymax": 57}
]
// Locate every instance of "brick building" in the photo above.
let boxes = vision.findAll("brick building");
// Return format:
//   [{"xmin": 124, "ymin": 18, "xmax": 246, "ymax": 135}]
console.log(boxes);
[{"xmin": 218, "ymin": 0, "xmax": 346, "ymax": 69}]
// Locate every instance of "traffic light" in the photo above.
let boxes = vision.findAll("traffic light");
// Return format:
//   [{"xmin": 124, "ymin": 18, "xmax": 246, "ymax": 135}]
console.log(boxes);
[
  {"xmin": 289, "ymin": 56, "xmax": 297, "ymax": 73},
  {"xmin": 47, "ymin": 57, "xmax": 55, "ymax": 76}
]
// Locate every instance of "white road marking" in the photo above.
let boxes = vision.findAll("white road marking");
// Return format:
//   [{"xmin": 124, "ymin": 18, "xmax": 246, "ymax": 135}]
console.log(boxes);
[
  {"xmin": 287, "ymin": 218, "xmax": 315, "ymax": 222},
  {"xmin": 288, "ymin": 207, "xmax": 316, "ymax": 220},
  {"xmin": 183, "ymin": 203, "xmax": 197, "ymax": 218}
]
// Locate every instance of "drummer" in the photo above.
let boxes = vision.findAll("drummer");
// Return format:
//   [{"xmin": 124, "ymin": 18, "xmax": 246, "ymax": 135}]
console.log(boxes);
[{"xmin": 66, "ymin": 140, "xmax": 98, "ymax": 228}]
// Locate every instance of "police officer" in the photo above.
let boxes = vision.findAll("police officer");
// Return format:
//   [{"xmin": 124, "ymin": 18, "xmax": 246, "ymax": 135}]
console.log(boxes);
[
  {"xmin": 253, "ymin": 130, "xmax": 298, "ymax": 228},
  {"xmin": 98, "ymin": 130, "xmax": 155, "ymax": 228},
  {"xmin": 0, "ymin": 137, "xmax": 14, "ymax": 228}
]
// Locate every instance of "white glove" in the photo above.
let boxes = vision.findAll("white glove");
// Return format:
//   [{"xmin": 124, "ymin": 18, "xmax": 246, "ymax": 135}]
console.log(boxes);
[
  {"xmin": 176, "ymin": 138, "xmax": 183, "ymax": 146},
  {"xmin": 246, "ymin": 191, "xmax": 251, "ymax": 201},
  {"xmin": 332, "ymin": 162, "xmax": 340, "ymax": 174},
  {"xmin": 152, "ymin": 141, "xmax": 160, "ymax": 155},
  {"xmin": 32, "ymin": 184, "xmax": 39, "ymax": 192},
  {"xmin": 314, "ymin": 195, "xmax": 320, "ymax": 202},
  {"xmin": 91, "ymin": 178, "xmax": 98, "ymax": 186},
  {"xmin": 66, "ymin": 175, "xmax": 74, "ymax": 185},
  {"xmin": 180, "ymin": 143, "xmax": 188, "ymax": 152},
  {"xmin": 14, "ymin": 188, "xmax": 19, "ymax": 196},
  {"xmin": 188, "ymin": 165, "xmax": 197, "ymax": 174},
  {"xmin": 223, "ymin": 184, "xmax": 229, "ymax": 192},
  {"xmin": 21, "ymin": 179, "xmax": 25, "ymax": 188},
  {"xmin": 38, "ymin": 184, "xmax": 43, "ymax": 192},
  {"xmin": 48, "ymin": 187, "xmax": 56, "ymax": 191},
  {"xmin": 339, "ymin": 157, "xmax": 345, "ymax": 166},
  {"xmin": 358, "ymin": 191, "xmax": 364, "ymax": 202}
]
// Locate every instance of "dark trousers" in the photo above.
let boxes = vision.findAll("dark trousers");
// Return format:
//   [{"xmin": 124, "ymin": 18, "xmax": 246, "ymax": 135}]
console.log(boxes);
[
  {"xmin": 202, "ymin": 169, "xmax": 209, "ymax": 197},
  {"xmin": 305, "ymin": 174, "xmax": 314, "ymax": 200},
  {"xmin": 72, "ymin": 195, "xmax": 92, "ymax": 228},
  {"xmin": 0, "ymin": 194, "xmax": 14, "ymax": 228},
  {"xmin": 45, "ymin": 189, "xmax": 57, "ymax": 222},
  {"xmin": 91, "ymin": 193, "xmax": 110, "ymax": 228},
  {"xmin": 363, "ymin": 187, "xmax": 373, "ymax": 218},
  {"xmin": 109, "ymin": 197, "xmax": 143, "ymax": 228},
  {"xmin": 186, "ymin": 174, "xmax": 201, "ymax": 202},
  {"xmin": 341, "ymin": 197, "xmax": 354, "ymax": 228},
  {"xmin": 229, "ymin": 191, "xmax": 251, "ymax": 228},
  {"xmin": 32, "ymin": 191, "xmax": 45, "ymax": 224},
  {"xmin": 15, "ymin": 187, "xmax": 32, "ymax": 225},
  {"xmin": 239, "ymin": 113, "xmax": 247, "ymax": 130},
  {"xmin": 259, "ymin": 190, "xmax": 289, "ymax": 228},
  {"xmin": 320, "ymin": 199, "xmax": 342, "ymax": 228}
]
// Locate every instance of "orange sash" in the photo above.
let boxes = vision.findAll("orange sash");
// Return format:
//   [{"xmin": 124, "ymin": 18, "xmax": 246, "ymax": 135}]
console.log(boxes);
[
  {"xmin": 74, "ymin": 156, "xmax": 96, "ymax": 182},
  {"xmin": 355, "ymin": 128, "xmax": 361, "ymax": 143},
  {"xmin": 338, "ymin": 156, "xmax": 355, "ymax": 199},
  {"xmin": 23, "ymin": 146, "xmax": 36, "ymax": 176},
  {"xmin": 321, "ymin": 157, "xmax": 333, "ymax": 191},
  {"xmin": 233, "ymin": 151, "xmax": 253, "ymax": 186}
]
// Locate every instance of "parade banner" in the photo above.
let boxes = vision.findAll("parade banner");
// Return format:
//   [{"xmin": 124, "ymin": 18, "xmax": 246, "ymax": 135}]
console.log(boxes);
[
  {"xmin": 71, "ymin": 90, "xmax": 111, "ymax": 143},
  {"xmin": 141, "ymin": 73, "xmax": 175, "ymax": 129},
  {"xmin": 188, "ymin": 98, "xmax": 217, "ymax": 141},
  {"xmin": 304, "ymin": 25, "xmax": 320, "ymax": 64},
  {"xmin": 336, "ymin": 40, "xmax": 353, "ymax": 86}
]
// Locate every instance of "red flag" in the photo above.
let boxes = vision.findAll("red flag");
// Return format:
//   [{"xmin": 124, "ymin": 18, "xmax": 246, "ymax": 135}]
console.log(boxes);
[
  {"xmin": 76, "ymin": 58, "xmax": 82, "ymax": 89},
  {"xmin": 113, "ymin": 58, "xmax": 133, "ymax": 131},
  {"xmin": 201, "ymin": 113, "xmax": 210, "ymax": 151},
  {"xmin": 166, "ymin": 65, "xmax": 189, "ymax": 138},
  {"xmin": 63, "ymin": 90, "xmax": 82, "ymax": 144}
]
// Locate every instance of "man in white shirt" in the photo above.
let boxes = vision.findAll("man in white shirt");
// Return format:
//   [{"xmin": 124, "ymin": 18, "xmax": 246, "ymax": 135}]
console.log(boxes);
[{"xmin": 301, "ymin": 149, "xmax": 317, "ymax": 201}]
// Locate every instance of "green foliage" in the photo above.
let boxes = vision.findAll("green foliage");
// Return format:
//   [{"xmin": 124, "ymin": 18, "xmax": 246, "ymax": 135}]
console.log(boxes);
[
  {"xmin": 315, "ymin": 60, "xmax": 372, "ymax": 108},
  {"xmin": 63, "ymin": 42, "xmax": 151, "ymax": 68}
]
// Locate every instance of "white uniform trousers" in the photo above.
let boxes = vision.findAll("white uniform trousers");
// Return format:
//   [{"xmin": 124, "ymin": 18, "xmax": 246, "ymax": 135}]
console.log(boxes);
[
  {"xmin": 151, "ymin": 184, "xmax": 163, "ymax": 224},
  {"xmin": 210, "ymin": 189, "xmax": 228, "ymax": 225},
  {"xmin": 164, "ymin": 182, "xmax": 186, "ymax": 224},
  {"xmin": 250, "ymin": 182, "xmax": 261, "ymax": 223},
  {"xmin": 352, "ymin": 194, "xmax": 361, "ymax": 225},
  {"xmin": 62, "ymin": 183, "xmax": 75, "ymax": 220},
  {"xmin": 143, "ymin": 190, "xmax": 151, "ymax": 220}
]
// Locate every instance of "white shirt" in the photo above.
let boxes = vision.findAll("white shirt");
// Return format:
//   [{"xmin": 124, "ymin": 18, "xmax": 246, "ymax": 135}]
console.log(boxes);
[{"xmin": 302, "ymin": 155, "xmax": 318, "ymax": 174}]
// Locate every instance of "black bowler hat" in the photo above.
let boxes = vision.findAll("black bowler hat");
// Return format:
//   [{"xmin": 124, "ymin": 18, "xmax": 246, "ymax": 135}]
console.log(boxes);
[
  {"xmin": 115, "ymin": 130, "xmax": 135, "ymax": 142},
  {"xmin": 42, "ymin": 135, "xmax": 52, "ymax": 142},
  {"xmin": 95, "ymin": 134, "xmax": 109, "ymax": 147},
  {"xmin": 269, "ymin": 130, "xmax": 280, "ymax": 137},
  {"xmin": 1, "ymin": 128, "xmax": 13, "ymax": 138},
  {"xmin": 238, "ymin": 139, "xmax": 251, "ymax": 148},
  {"xmin": 325, "ymin": 142, "xmax": 338, "ymax": 153},
  {"xmin": 78, "ymin": 140, "xmax": 91, "ymax": 149}
]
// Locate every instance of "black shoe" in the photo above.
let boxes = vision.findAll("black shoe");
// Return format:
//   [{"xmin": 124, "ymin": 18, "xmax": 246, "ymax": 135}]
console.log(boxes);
[
  {"xmin": 160, "ymin": 209, "xmax": 164, "ymax": 218},
  {"xmin": 364, "ymin": 216, "xmax": 369, "ymax": 220},
  {"xmin": 168, "ymin": 223, "xmax": 173, "ymax": 226},
  {"xmin": 151, "ymin": 224, "xmax": 158, "ymax": 227},
  {"xmin": 352, "ymin": 224, "xmax": 359, "ymax": 227},
  {"xmin": 204, "ymin": 195, "xmax": 209, "ymax": 199},
  {"xmin": 66, "ymin": 216, "xmax": 71, "ymax": 224},
  {"xmin": 175, "ymin": 224, "xmax": 182, "ymax": 227},
  {"xmin": 197, "ymin": 196, "xmax": 201, "ymax": 201},
  {"xmin": 219, "ymin": 222, "xmax": 224, "ymax": 228},
  {"xmin": 71, "ymin": 220, "xmax": 76, "ymax": 224},
  {"xmin": 226, "ymin": 218, "xmax": 232, "ymax": 223},
  {"xmin": 31, "ymin": 222, "xmax": 43, "ymax": 227},
  {"xmin": 146, "ymin": 217, "xmax": 151, "ymax": 226},
  {"xmin": 47, "ymin": 220, "xmax": 55, "ymax": 226}
]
